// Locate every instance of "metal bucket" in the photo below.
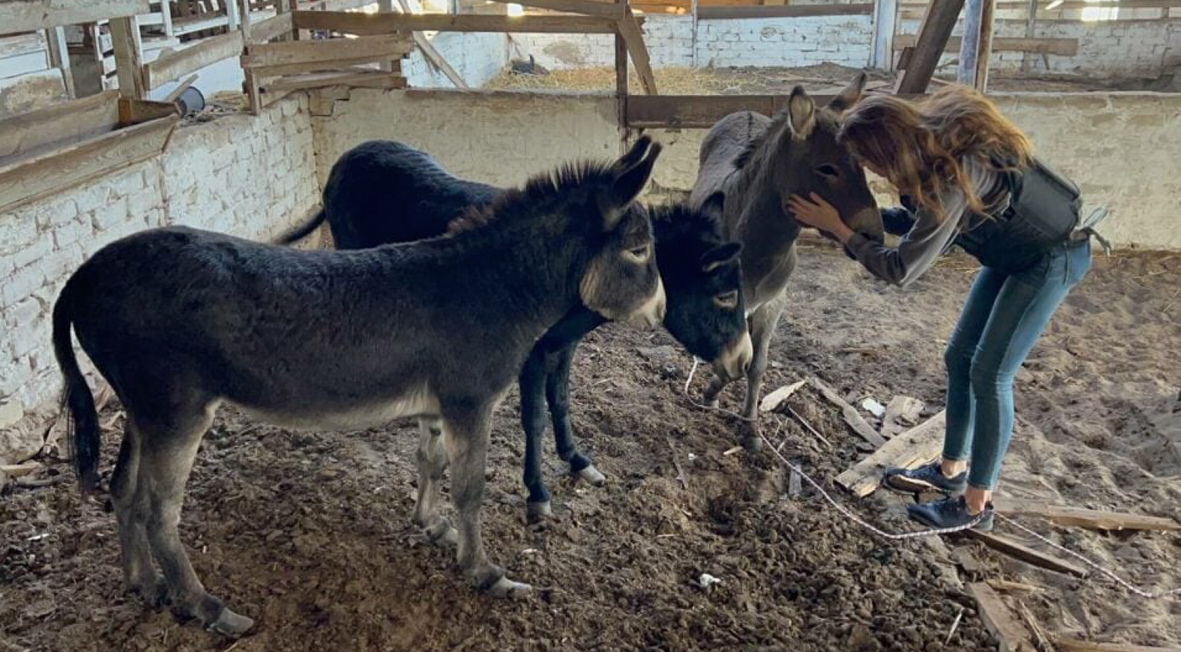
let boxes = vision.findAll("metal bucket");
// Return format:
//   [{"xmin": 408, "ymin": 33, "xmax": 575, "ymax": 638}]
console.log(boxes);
[{"xmin": 175, "ymin": 86, "xmax": 206, "ymax": 117}]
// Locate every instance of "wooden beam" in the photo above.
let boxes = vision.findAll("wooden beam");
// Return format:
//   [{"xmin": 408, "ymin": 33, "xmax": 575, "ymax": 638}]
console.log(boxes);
[
  {"xmin": 1056, "ymin": 638, "xmax": 1181, "ymax": 652},
  {"xmin": 392, "ymin": 0, "xmax": 469, "ymax": 89},
  {"xmin": 835, "ymin": 411, "xmax": 945, "ymax": 497},
  {"xmin": 242, "ymin": 34, "xmax": 414, "ymax": 77},
  {"xmin": 993, "ymin": 501, "xmax": 1181, "ymax": 532},
  {"xmin": 118, "ymin": 97, "xmax": 180, "ymax": 125},
  {"xmin": 894, "ymin": 0, "xmax": 964, "ymax": 94},
  {"xmin": 143, "ymin": 31, "xmax": 245, "ymax": 90},
  {"xmin": 259, "ymin": 69, "xmax": 407, "ymax": 92},
  {"xmin": 0, "ymin": 115, "xmax": 177, "ymax": 213},
  {"xmin": 870, "ymin": 0, "xmax": 898, "ymax": 70},
  {"xmin": 615, "ymin": 0, "xmax": 627, "ymax": 136},
  {"xmin": 488, "ymin": 0, "xmax": 626, "ymax": 18},
  {"xmin": 966, "ymin": 530, "xmax": 1089, "ymax": 577},
  {"xmin": 617, "ymin": 8, "xmax": 657, "ymax": 95},
  {"xmin": 967, "ymin": 583, "xmax": 1034, "ymax": 652},
  {"xmin": 46, "ymin": 26, "xmax": 75, "ymax": 99},
  {"xmin": 0, "ymin": 0, "xmax": 150, "ymax": 35},
  {"xmin": 291, "ymin": 10, "xmax": 629, "ymax": 33},
  {"xmin": 626, "ymin": 94, "xmax": 856, "ymax": 129},
  {"xmin": 957, "ymin": 0, "xmax": 996, "ymax": 90},
  {"xmin": 250, "ymin": 13, "xmax": 296, "ymax": 43},
  {"xmin": 696, "ymin": 3, "xmax": 873, "ymax": 18},
  {"xmin": 809, "ymin": 377, "xmax": 887, "ymax": 448},
  {"xmin": 109, "ymin": 16, "xmax": 147, "ymax": 99},
  {"xmin": 0, "ymin": 90, "xmax": 120, "ymax": 161},
  {"xmin": 893, "ymin": 34, "xmax": 1078, "ymax": 56}
]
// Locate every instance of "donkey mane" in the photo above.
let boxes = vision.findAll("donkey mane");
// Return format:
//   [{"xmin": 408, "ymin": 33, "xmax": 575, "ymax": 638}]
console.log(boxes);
[
  {"xmin": 733, "ymin": 111, "xmax": 788, "ymax": 170},
  {"xmin": 650, "ymin": 203, "xmax": 723, "ymax": 244},
  {"xmin": 447, "ymin": 158, "xmax": 619, "ymax": 235}
]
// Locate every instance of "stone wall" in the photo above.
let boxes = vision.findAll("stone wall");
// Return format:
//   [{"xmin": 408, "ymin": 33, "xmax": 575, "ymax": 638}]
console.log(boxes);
[{"xmin": 0, "ymin": 96, "xmax": 319, "ymax": 462}]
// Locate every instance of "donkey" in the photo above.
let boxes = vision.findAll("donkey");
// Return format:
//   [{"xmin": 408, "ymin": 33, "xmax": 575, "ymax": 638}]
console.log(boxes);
[
  {"xmin": 52, "ymin": 139, "xmax": 666, "ymax": 638},
  {"xmin": 280, "ymin": 140, "xmax": 752, "ymax": 521},
  {"xmin": 689, "ymin": 74, "xmax": 885, "ymax": 451}
]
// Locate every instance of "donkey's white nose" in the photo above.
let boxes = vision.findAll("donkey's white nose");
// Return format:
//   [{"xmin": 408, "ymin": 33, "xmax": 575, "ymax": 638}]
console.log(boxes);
[{"xmin": 630, "ymin": 277, "xmax": 666, "ymax": 328}]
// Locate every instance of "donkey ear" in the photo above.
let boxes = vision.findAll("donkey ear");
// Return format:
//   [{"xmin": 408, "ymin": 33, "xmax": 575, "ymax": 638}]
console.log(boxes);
[
  {"xmin": 616, "ymin": 135, "xmax": 653, "ymax": 171},
  {"xmin": 785, "ymin": 86, "xmax": 816, "ymax": 140},
  {"xmin": 827, "ymin": 72, "xmax": 867, "ymax": 114},
  {"xmin": 603, "ymin": 141, "xmax": 663, "ymax": 227},
  {"xmin": 700, "ymin": 242, "xmax": 742, "ymax": 273}
]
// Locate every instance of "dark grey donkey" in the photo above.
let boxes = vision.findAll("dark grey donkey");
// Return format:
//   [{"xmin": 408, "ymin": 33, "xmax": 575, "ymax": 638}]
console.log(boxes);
[
  {"xmin": 280, "ymin": 139, "xmax": 752, "ymax": 521},
  {"xmin": 52, "ymin": 138, "xmax": 667, "ymax": 638},
  {"xmin": 690, "ymin": 74, "xmax": 885, "ymax": 451}
]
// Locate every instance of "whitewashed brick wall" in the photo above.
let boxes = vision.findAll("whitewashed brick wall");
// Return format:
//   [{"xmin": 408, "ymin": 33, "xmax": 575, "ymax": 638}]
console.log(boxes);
[
  {"xmin": 404, "ymin": 33, "xmax": 508, "ymax": 88},
  {"xmin": 0, "ymin": 96, "xmax": 319, "ymax": 461}
]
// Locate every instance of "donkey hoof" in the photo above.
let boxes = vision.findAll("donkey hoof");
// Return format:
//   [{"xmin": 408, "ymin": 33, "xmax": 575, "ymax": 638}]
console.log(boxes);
[
  {"xmin": 486, "ymin": 576, "xmax": 532, "ymax": 599},
  {"xmin": 206, "ymin": 607, "xmax": 255, "ymax": 638},
  {"xmin": 131, "ymin": 577, "xmax": 170, "ymax": 609},
  {"xmin": 426, "ymin": 519, "xmax": 459, "ymax": 547},
  {"xmin": 742, "ymin": 430, "xmax": 763, "ymax": 452},
  {"xmin": 526, "ymin": 500, "xmax": 552, "ymax": 523},
  {"xmin": 575, "ymin": 464, "xmax": 607, "ymax": 487}
]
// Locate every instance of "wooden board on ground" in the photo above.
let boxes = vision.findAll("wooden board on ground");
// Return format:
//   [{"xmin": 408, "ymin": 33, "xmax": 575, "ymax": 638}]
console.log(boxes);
[
  {"xmin": 968, "ymin": 583, "xmax": 1034, "ymax": 652},
  {"xmin": 291, "ymin": 11, "xmax": 629, "ymax": 34},
  {"xmin": 835, "ymin": 410, "xmax": 946, "ymax": 497},
  {"xmin": 0, "ymin": 90, "xmax": 119, "ymax": 161},
  {"xmin": 967, "ymin": 530, "xmax": 1089, "ymax": 578},
  {"xmin": 992, "ymin": 499, "xmax": 1181, "ymax": 532},
  {"xmin": 760, "ymin": 380, "xmax": 806, "ymax": 413},
  {"xmin": 1056, "ymin": 638, "xmax": 1181, "ymax": 652},
  {"xmin": 808, "ymin": 377, "xmax": 887, "ymax": 448}
]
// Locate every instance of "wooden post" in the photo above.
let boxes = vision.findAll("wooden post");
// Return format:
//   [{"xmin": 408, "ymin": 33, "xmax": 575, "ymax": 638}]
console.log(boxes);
[
  {"xmin": 160, "ymin": 0, "xmax": 175, "ymax": 38},
  {"xmin": 615, "ymin": 0, "xmax": 628, "ymax": 142},
  {"xmin": 870, "ymin": 0, "xmax": 897, "ymax": 70},
  {"xmin": 690, "ymin": 0, "xmax": 699, "ymax": 68},
  {"xmin": 46, "ymin": 26, "xmax": 76, "ymax": 99},
  {"xmin": 1021, "ymin": 0, "xmax": 1037, "ymax": 72},
  {"xmin": 894, "ymin": 0, "xmax": 964, "ymax": 94},
  {"xmin": 957, "ymin": 0, "xmax": 995, "ymax": 91},
  {"xmin": 227, "ymin": 0, "xmax": 242, "ymax": 31},
  {"xmin": 238, "ymin": 0, "xmax": 252, "ymax": 42},
  {"xmin": 110, "ymin": 16, "xmax": 147, "ymax": 99}
]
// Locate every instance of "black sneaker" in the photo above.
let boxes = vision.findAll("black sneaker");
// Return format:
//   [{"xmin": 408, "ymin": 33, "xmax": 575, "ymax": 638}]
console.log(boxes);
[
  {"xmin": 883, "ymin": 461, "xmax": 967, "ymax": 495},
  {"xmin": 907, "ymin": 495, "xmax": 994, "ymax": 532}
]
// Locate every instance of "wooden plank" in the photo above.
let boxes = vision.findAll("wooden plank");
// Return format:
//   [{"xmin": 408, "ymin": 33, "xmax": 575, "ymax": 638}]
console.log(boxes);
[
  {"xmin": 967, "ymin": 583, "xmax": 1034, "ymax": 652},
  {"xmin": 870, "ymin": 0, "xmax": 898, "ymax": 70},
  {"xmin": 170, "ymin": 13, "xmax": 232, "ymax": 36},
  {"xmin": 626, "ymin": 94, "xmax": 773, "ymax": 128},
  {"xmin": 992, "ymin": 500, "xmax": 1181, "ymax": 532},
  {"xmin": 834, "ymin": 410, "xmax": 946, "ymax": 497},
  {"xmin": 966, "ymin": 530, "xmax": 1089, "ymax": 578},
  {"xmin": 894, "ymin": 0, "xmax": 963, "ymax": 94},
  {"xmin": 488, "ymin": 0, "xmax": 626, "ymax": 18},
  {"xmin": 143, "ymin": 30, "xmax": 244, "ymax": 90},
  {"xmin": 614, "ymin": 0, "xmax": 626, "ymax": 133},
  {"xmin": 0, "ymin": 91, "xmax": 121, "ymax": 161},
  {"xmin": 0, "ymin": 115, "xmax": 177, "ymax": 213},
  {"xmin": 957, "ymin": 0, "xmax": 995, "ymax": 90},
  {"xmin": 291, "ymin": 11, "xmax": 628, "ymax": 33},
  {"xmin": 242, "ymin": 34, "xmax": 414, "ymax": 76},
  {"xmin": 118, "ymin": 97, "xmax": 179, "ymax": 125},
  {"xmin": 109, "ymin": 16, "xmax": 146, "ymax": 99},
  {"xmin": 617, "ymin": 8, "xmax": 657, "ymax": 95},
  {"xmin": 1056, "ymin": 638, "xmax": 1181, "ymax": 652},
  {"xmin": 259, "ymin": 69, "xmax": 407, "ymax": 92},
  {"xmin": 696, "ymin": 3, "xmax": 873, "ymax": 18},
  {"xmin": 0, "ymin": 1, "xmax": 150, "ymax": 35},
  {"xmin": 392, "ymin": 0, "xmax": 468, "ymax": 89},
  {"xmin": 760, "ymin": 379, "xmax": 807, "ymax": 413},
  {"xmin": 250, "ymin": 12, "xmax": 295, "ymax": 43},
  {"xmin": 46, "ymin": 25, "xmax": 74, "ymax": 99},
  {"xmin": 808, "ymin": 377, "xmax": 887, "ymax": 448},
  {"xmin": 893, "ymin": 35, "xmax": 1078, "ymax": 56}
]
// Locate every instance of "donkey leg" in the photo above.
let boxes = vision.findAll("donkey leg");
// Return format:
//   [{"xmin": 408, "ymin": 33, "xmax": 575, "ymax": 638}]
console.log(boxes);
[
  {"xmin": 740, "ymin": 297, "xmax": 787, "ymax": 452},
  {"xmin": 519, "ymin": 352, "xmax": 553, "ymax": 522},
  {"xmin": 110, "ymin": 420, "xmax": 167, "ymax": 607},
  {"xmin": 412, "ymin": 417, "xmax": 456, "ymax": 546},
  {"xmin": 443, "ymin": 406, "xmax": 530, "ymax": 598},
  {"xmin": 138, "ymin": 401, "xmax": 254, "ymax": 638},
  {"xmin": 547, "ymin": 344, "xmax": 605, "ymax": 487}
]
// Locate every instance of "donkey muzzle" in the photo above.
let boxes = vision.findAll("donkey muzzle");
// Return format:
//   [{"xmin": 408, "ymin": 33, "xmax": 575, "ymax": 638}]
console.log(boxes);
[
  {"xmin": 713, "ymin": 330, "xmax": 753, "ymax": 381},
  {"xmin": 625, "ymin": 276, "xmax": 667, "ymax": 328}
]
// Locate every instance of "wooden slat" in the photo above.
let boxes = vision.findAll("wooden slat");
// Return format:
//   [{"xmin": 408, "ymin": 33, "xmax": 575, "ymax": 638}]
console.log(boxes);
[
  {"xmin": 291, "ymin": 10, "xmax": 628, "ymax": 33},
  {"xmin": 697, "ymin": 3, "xmax": 873, "ymax": 18},
  {"xmin": 170, "ymin": 13, "xmax": 232, "ymax": 36},
  {"xmin": 117, "ymin": 97, "xmax": 179, "ymax": 125},
  {"xmin": 0, "ymin": 115, "xmax": 177, "ymax": 213},
  {"xmin": 894, "ymin": 0, "xmax": 964, "ymax": 94},
  {"xmin": 626, "ymin": 94, "xmax": 784, "ymax": 128},
  {"xmin": 109, "ymin": 16, "xmax": 146, "ymax": 99},
  {"xmin": 242, "ymin": 34, "xmax": 414, "ymax": 77},
  {"xmin": 617, "ymin": 8, "xmax": 657, "ymax": 95},
  {"xmin": 250, "ymin": 12, "xmax": 295, "ymax": 43},
  {"xmin": 966, "ymin": 530, "xmax": 1089, "ymax": 577},
  {"xmin": 0, "ymin": 0, "xmax": 150, "ymax": 35},
  {"xmin": 809, "ymin": 377, "xmax": 887, "ymax": 448},
  {"xmin": 993, "ymin": 501, "xmax": 1181, "ymax": 532},
  {"xmin": 967, "ymin": 583, "xmax": 1034, "ymax": 652},
  {"xmin": 1056, "ymin": 638, "xmax": 1181, "ymax": 652},
  {"xmin": 259, "ymin": 69, "xmax": 407, "ymax": 92},
  {"xmin": 893, "ymin": 34, "xmax": 1078, "ymax": 56},
  {"xmin": 392, "ymin": 0, "xmax": 468, "ymax": 89},
  {"xmin": 143, "ymin": 31, "xmax": 244, "ymax": 90},
  {"xmin": 0, "ymin": 90, "xmax": 119, "ymax": 161},
  {"xmin": 834, "ymin": 411, "xmax": 946, "ymax": 497},
  {"xmin": 488, "ymin": 0, "xmax": 626, "ymax": 18}
]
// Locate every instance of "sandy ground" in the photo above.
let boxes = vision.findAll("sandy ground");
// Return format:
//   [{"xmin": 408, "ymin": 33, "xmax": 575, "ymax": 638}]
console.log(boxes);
[{"xmin": 2, "ymin": 240, "xmax": 1178, "ymax": 651}]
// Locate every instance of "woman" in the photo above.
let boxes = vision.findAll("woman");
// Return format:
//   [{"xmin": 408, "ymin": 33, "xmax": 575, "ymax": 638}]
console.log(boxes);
[{"xmin": 787, "ymin": 86, "xmax": 1094, "ymax": 531}]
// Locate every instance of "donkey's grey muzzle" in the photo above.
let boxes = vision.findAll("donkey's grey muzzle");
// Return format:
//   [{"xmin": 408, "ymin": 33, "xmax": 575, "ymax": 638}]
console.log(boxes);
[
  {"xmin": 625, "ymin": 276, "xmax": 667, "ymax": 328},
  {"xmin": 713, "ymin": 330, "xmax": 753, "ymax": 381}
]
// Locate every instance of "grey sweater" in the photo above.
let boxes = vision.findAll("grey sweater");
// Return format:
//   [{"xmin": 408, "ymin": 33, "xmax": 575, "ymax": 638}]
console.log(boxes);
[{"xmin": 846, "ymin": 157, "xmax": 1003, "ymax": 287}]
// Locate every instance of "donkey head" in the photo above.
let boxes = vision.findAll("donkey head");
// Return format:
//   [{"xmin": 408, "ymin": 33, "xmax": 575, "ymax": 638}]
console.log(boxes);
[
  {"xmin": 652, "ymin": 200, "xmax": 751, "ymax": 382},
  {"xmin": 579, "ymin": 136, "xmax": 667, "ymax": 327},
  {"xmin": 771, "ymin": 73, "xmax": 884, "ymax": 250}
]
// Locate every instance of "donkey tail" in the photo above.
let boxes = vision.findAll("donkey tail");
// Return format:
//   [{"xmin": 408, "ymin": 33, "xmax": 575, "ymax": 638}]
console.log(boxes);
[
  {"xmin": 276, "ymin": 207, "xmax": 327, "ymax": 245},
  {"xmin": 52, "ymin": 276, "xmax": 100, "ymax": 493}
]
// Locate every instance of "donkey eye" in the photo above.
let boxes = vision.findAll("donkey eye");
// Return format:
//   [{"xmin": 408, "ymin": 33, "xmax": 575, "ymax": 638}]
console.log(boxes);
[
  {"xmin": 816, "ymin": 164, "xmax": 840, "ymax": 178},
  {"xmin": 623, "ymin": 244, "xmax": 651, "ymax": 264},
  {"xmin": 713, "ymin": 290, "xmax": 739, "ymax": 309}
]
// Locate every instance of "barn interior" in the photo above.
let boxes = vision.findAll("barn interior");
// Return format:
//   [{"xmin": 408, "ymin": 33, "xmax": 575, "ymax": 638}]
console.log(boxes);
[{"xmin": 1, "ymin": 1, "xmax": 1179, "ymax": 650}]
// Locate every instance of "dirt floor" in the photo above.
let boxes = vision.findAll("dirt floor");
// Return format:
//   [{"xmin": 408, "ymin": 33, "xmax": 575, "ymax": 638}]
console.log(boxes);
[{"xmin": 2, "ymin": 242, "xmax": 1179, "ymax": 651}]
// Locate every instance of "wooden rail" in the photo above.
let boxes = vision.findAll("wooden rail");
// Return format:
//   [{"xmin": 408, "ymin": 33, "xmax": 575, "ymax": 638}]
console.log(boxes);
[{"xmin": 291, "ymin": 11, "xmax": 634, "ymax": 33}]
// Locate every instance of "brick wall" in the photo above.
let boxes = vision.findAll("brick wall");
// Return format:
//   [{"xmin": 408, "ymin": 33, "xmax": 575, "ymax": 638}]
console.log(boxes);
[
  {"xmin": 0, "ymin": 96, "xmax": 319, "ymax": 462},
  {"xmin": 403, "ymin": 33, "xmax": 508, "ymax": 88}
]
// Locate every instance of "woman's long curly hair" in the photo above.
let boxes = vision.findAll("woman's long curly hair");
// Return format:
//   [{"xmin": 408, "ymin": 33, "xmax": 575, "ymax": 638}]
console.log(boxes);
[{"xmin": 838, "ymin": 85, "xmax": 1033, "ymax": 221}]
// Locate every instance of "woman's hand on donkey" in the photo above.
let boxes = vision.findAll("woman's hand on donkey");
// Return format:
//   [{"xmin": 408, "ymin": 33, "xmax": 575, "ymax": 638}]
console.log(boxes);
[{"xmin": 787, "ymin": 192, "xmax": 854, "ymax": 243}]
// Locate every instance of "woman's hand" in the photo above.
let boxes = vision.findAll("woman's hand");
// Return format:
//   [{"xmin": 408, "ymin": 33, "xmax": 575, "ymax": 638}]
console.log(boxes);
[{"xmin": 787, "ymin": 193, "xmax": 854, "ymax": 243}]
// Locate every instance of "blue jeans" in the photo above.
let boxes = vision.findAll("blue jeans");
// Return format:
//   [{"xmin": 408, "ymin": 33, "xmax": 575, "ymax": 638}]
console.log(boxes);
[{"xmin": 943, "ymin": 239, "xmax": 1092, "ymax": 491}]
